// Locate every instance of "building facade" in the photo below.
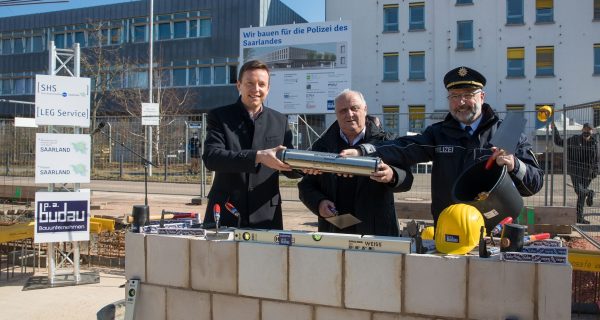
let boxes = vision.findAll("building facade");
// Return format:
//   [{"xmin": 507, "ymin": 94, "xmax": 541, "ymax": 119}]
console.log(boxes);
[
  {"xmin": 326, "ymin": 0, "xmax": 600, "ymax": 135},
  {"xmin": 0, "ymin": 0, "xmax": 306, "ymax": 117}
]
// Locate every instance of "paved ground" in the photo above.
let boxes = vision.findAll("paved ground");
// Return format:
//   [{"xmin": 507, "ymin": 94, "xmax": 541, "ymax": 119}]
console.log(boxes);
[{"xmin": 0, "ymin": 268, "xmax": 125, "ymax": 320}]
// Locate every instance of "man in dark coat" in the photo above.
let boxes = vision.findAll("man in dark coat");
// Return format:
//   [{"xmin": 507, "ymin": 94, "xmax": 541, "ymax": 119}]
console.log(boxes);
[
  {"xmin": 553, "ymin": 122, "xmax": 598, "ymax": 224},
  {"xmin": 341, "ymin": 66, "xmax": 544, "ymax": 226},
  {"xmin": 202, "ymin": 60, "xmax": 300, "ymax": 229},
  {"xmin": 298, "ymin": 89, "xmax": 413, "ymax": 236}
]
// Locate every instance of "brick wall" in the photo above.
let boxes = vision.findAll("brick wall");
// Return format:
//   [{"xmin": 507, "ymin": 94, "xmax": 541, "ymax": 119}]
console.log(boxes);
[{"xmin": 125, "ymin": 233, "xmax": 572, "ymax": 320}]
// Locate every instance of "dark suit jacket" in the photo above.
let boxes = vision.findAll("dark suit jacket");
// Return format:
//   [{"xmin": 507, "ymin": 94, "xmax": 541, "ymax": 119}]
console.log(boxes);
[
  {"xmin": 202, "ymin": 98, "xmax": 299, "ymax": 229},
  {"xmin": 298, "ymin": 118, "xmax": 413, "ymax": 236}
]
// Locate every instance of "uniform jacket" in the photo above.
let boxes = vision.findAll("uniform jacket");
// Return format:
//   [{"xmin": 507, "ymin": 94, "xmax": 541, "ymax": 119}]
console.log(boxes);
[
  {"xmin": 298, "ymin": 118, "xmax": 413, "ymax": 236},
  {"xmin": 202, "ymin": 98, "xmax": 300, "ymax": 229},
  {"xmin": 360, "ymin": 104, "xmax": 544, "ymax": 225},
  {"xmin": 553, "ymin": 126, "xmax": 599, "ymax": 179}
]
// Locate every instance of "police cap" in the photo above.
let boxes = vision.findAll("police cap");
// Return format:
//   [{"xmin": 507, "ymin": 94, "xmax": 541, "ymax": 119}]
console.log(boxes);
[{"xmin": 444, "ymin": 66, "xmax": 486, "ymax": 90}]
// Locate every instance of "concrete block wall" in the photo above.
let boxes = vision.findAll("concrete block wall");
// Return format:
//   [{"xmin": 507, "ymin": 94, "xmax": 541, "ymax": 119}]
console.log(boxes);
[{"xmin": 125, "ymin": 233, "xmax": 572, "ymax": 320}]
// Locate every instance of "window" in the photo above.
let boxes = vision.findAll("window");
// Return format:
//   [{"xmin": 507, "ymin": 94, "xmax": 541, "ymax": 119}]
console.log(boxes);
[
  {"xmin": 594, "ymin": 104, "xmax": 600, "ymax": 127},
  {"xmin": 594, "ymin": 44, "xmax": 600, "ymax": 75},
  {"xmin": 383, "ymin": 4, "xmax": 399, "ymax": 32},
  {"xmin": 507, "ymin": 0, "xmax": 524, "ymax": 25},
  {"xmin": 229, "ymin": 65, "xmax": 238, "ymax": 84},
  {"xmin": 214, "ymin": 66, "xmax": 226, "ymax": 84},
  {"xmin": 189, "ymin": 20, "xmax": 198, "ymax": 37},
  {"xmin": 75, "ymin": 31, "xmax": 86, "ymax": 46},
  {"xmin": 127, "ymin": 70, "xmax": 148, "ymax": 88},
  {"xmin": 14, "ymin": 78, "xmax": 25, "ymax": 94},
  {"xmin": 54, "ymin": 33, "xmax": 65, "ymax": 48},
  {"xmin": 1, "ymin": 79, "xmax": 11, "ymax": 94},
  {"xmin": 158, "ymin": 22, "xmax": 171, "ymax": 40},
  {"xmin": 198, "ymin": 67, "xmax": 211, "ymax": 85},
  {"xmin": 110, "ymin": 28, "xmax": 121, "ymax": 44},
  {"xmin": 536, "ymin": 0, "xmax": 553, "ymax": 23},
  {"xmin": 173, "ymin": 21, "xmax": 187, "ymax": 39},
  {"xmin": 409, "ymin": 105, "xmax": 426, "ymax": 133},
  {"xmin": 24, "ymin": 37, "xmax": 31, "ymax": 53},
  {"xmin": 456, "ymin": 0, "xmax": 473, "ymax": 4},
  {"xmin": 595, "ymin": 0, "xmax": 600, "ymax": 20},
  {"xmin": 101, "ymin": 29, "xmax": 109, "ymax": 46},
  {"xmin": 13, "ymin": 38, "xmax": 23, "ymax": 54},
  {"xmin": 536, "ymin": 46, "xmax": 554, "ymax": 76},
  {"xmin": 172, "ymin": 68, "xmax": 187, "ymax": 86},
  {"xmin": 199, "ymin": 18, "xmax": 211, "ymax": 37},
  {"xmin": 409, "ymin": 51, "xmax": 425, "ymax": 80},
  {"xmin": 457, "ymin": 20, "xmax": 473, "ymax": 49},
  {"xmin": 32, "ymin": 36, "xmax": 43, "ymax": 52},
  {"xmin": 409, "ymin": 2, "xmax": 425, "ymax": 30},
  {"xmin": 383, "ymin": 105, "xmax": 399, "ymax": 133},
  {"xmin": 507, "ymin": 47, "xmax": 525, "ymax": 77},
  {"xmin": 383, "ymin": 52, "xmax": 399, "ymax": 81},
  {"xmin": 506, "ymin": 104, "xmax": 525, "ymax": 111},
  {"xmin": 188, "ymin": 68, "xmax": 197, "ymax": 85},
  {"xmin": 134, "ymin": 25, "xmax": 146, "ymax": 43},
  {"xmin": 1, "ymin": 39, "xmax": 10, "ymax": 54}
]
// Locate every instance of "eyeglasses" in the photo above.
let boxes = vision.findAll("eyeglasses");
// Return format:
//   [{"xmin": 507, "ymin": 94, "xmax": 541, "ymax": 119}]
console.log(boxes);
[{"xmin": 447, "ymin": 90, "xmax": 483, "ymax": 102}]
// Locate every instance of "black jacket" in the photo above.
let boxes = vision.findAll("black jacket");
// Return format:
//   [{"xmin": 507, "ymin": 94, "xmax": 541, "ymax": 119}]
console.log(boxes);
[
  {"xmin": 360, "ymin": 104, "xmax": 544, "ymax": 225},
  {"xmin": 298, "ymin": 118, "xmax": 413, "ymax": 236},
  {"xmin": 553, "ymin": 126, "xmax": 599, "ymax": 178},
  {"xmin": 202, "ymin": 98, "xmax": 300, "ymax": 229}
]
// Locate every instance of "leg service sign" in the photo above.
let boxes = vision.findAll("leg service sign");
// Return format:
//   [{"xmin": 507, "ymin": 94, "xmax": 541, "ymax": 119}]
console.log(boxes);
[{"xmin": 34, "ymin": 190, "xmax": 90, "ymax": 243}]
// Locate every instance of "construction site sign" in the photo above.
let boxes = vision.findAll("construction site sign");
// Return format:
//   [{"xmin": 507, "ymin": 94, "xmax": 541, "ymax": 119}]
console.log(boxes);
[
  {"xmin": 35, "ymin": 133, "xmax": 91, "ymax": 183},
  {"xmin": 240, "ymin": 21, "xmax": 352, "ymax": 114},
  {"xmin": 35, "ymin": 74, "xmax": 91, "ymax": 127},
  {"xmin": 34, "ymin": 190, "xmax": 90, "ymax": 243}
]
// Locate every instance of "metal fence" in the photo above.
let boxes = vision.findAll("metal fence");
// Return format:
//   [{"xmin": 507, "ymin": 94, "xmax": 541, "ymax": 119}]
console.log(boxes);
[{"xmin": 1, "ymin": 107, "xmax": 600, "ymax": 227}]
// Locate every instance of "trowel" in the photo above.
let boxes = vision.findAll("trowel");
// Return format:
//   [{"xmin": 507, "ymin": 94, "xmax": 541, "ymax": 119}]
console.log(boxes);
[{"xmin": 484, "ymin": 112, "xmax": 527, "ymax": 169}]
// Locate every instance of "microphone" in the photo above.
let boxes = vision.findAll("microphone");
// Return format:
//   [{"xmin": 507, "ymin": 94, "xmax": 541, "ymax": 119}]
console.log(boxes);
[
  {"xmin": 224, "ymin": 202, "xmax": 240, "ymax": 218},
  {"xmin": 91, "ymin": 122, "xmax": 106, "ymax": 135},
  {"xmin": 213, "ymin": 203, "xmax": 221, "ymax": 232}
]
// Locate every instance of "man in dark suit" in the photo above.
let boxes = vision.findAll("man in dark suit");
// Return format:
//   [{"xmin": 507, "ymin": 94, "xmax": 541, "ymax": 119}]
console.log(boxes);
[
  {"xmin": 202, "ymin": 60, "xmax": 300, "ymax": 229},
  {"xmin": 298, "ymin": 89, "xmax": 413, "ymax": 236}
]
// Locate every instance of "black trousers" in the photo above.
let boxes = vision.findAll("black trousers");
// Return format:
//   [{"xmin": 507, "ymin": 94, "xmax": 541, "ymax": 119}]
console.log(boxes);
[{"xmin": 570, "ymin": 174, "xmax": 593, "ymax": 217}]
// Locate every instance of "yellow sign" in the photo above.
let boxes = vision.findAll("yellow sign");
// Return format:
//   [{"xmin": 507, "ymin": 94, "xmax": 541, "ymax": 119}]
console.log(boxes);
[{"xmin": 568, "ymin": 249, "xmax": 600, "ymax": 272}]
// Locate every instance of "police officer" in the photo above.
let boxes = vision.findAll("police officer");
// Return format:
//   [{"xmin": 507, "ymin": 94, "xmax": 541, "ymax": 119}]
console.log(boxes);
[{"xmin": 341, "ymin": 66, "xmax": 544, "ymax": 226}]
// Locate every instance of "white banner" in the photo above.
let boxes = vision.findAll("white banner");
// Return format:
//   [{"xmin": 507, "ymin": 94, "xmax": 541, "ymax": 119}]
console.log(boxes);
[
  {"xmin": 34, "ymin": 190, "xmax": 90, "ymax": 243},
  {"xmin": 35, "ymin": 133, "xmax": 91, "ymax": 183},
  {"xmin": 35, "ymin": 74, "xmax": 91, "ymax": 127},
  {"xmin": 142, "ymin": 103, "xmax": 160, "ymax": 125},
  {"xmin": 240, "ymin": 21, "xmax": 352, "ymax": 114}
]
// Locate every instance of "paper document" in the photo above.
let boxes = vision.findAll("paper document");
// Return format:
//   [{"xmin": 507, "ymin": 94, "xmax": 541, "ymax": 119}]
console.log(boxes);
[{"xmin": 325, "ymin": 214, "xmax": 361, "ymax": 229}]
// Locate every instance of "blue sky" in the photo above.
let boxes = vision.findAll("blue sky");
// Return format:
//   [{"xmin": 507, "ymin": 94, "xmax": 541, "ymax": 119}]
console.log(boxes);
[{"xmin": 0, "ymin": 0, "xmax": 325, "ymax": 21}]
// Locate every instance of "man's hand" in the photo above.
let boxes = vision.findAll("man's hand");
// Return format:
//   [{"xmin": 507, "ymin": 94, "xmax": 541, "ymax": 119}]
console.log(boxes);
[
  {"xmin": 370, "ymin": 161, "xmax": 394, "ymax": 184},
  {"xmin": 339, "ymin": 148, "xmax": 361, "ymax": 157},
  {"xmin": 256, "ymin": 145, "xmax": 292, "ymax": 171},
  {"xmin": 318, "ymin": 199, "xmax": 337, "ymax": 218},
  {"xmin": 489, "ymin": 147, "xmax": 515, "ymax": 172},
  {"xmin": 302, "ymin": 168, "xmax": 323, "ymax": 175}
]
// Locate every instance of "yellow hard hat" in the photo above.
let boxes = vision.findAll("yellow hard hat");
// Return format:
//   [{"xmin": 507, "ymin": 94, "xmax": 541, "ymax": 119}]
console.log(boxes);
[
  {"xmin": 421, "ymin": 226, "xmax": 435, "ymax": 240},
  {"xmin": 537, "ymin": 105, "xmax": 553, "ymax": 122},
  {"xmin": 435, "ymin": 204, "xmax": 485, "ymax": 255}
]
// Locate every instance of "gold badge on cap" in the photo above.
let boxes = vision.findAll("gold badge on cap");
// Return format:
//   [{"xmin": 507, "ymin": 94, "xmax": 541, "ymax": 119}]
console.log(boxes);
[{"xmin": 458, "ymin": 67, "xmax": 468, "ymax": 77}]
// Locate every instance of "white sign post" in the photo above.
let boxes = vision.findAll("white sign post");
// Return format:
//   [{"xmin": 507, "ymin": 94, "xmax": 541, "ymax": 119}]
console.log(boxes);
[
  {"xmin": 35, "ymin": 74, "xmax": 91, "ymax": 127},
  {"xmin": 142, "ymin": 103, "xmax": 160, "ymax": 126},
  {"xmin": 240, "ymin": 21, "xmax": 352, "ymax": 114},
  {"xmin": 34, "ymin": 190, "xmax": 90, "ymax": 243},
  {"xmin": 35, "ymin": 133, "xmax": 91, "ymax": 184}
]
